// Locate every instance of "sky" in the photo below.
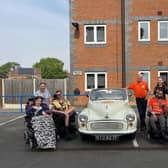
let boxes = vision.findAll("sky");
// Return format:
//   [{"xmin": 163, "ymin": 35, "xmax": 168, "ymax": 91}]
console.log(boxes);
[{"xmin": 0, "ymin": 0, "xmax": 70, "ymax": 71}]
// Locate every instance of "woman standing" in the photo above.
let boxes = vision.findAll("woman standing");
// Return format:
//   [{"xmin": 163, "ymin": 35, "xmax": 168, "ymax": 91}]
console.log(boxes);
[{"xmin": 153, "ymin": 77, "xmax": 168, "ymax": 99}]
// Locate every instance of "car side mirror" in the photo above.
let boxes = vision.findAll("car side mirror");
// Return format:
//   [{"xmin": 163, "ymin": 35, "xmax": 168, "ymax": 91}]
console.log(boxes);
[{"xmin": 73, "ymin": 88, "xmax": 80, "ymax": 95}]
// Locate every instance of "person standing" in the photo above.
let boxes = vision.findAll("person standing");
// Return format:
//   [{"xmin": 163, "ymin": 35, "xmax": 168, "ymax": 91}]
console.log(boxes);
[
  {"xmin": 127, "ymin": 73, "xmax": 149, "ymax": 131},
  {"xmin": 34, "ymin": 82, "xmax": 52, "ymax": 106},
  {"xmin": 153, "ymin": 77, "xmax": 168, "ymax": 99}
]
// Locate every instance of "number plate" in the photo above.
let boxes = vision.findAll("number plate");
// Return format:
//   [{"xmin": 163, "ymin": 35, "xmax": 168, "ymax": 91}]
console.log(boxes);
[{"xmin": 95, "ymin": 135, "xmax": 119, "ymax": 141}]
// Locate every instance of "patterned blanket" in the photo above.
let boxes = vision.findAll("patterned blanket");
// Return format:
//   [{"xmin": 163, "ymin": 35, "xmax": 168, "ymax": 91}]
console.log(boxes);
[{"xmin": 31, "ymin": 115, "xmax": 56, "ymax": 149}]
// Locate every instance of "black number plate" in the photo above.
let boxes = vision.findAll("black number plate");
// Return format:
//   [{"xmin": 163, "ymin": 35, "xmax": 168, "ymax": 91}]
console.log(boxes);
[{"xmin": 95, "ymin": 135, "xmax": 119, "ymax": 141}]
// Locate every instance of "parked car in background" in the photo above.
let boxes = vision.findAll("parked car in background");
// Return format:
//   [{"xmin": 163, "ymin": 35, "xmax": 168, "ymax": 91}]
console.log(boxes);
[{"xmin": 78, "ymin": 88, "xmax": 137, "ymax": 141}]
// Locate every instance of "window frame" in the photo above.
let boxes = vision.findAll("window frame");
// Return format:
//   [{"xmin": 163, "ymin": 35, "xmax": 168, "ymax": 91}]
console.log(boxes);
[
  {"xmin": 158, "ymin": 71, "xmax": 168, "ymax": 84},
  {"xmin": 138, "ymin": 21, "xmax": 150, "ymax": 41},
  {"xmin": 84, "ymin": 25, "xmax": 107, "ymax": 44},
  {"xmin": 158, "ymin": 21, "xmax": 168, "ymax": 41},
  {"xmin": 85, "ymin": 72, "xmax": 107, "ymax": 91}
]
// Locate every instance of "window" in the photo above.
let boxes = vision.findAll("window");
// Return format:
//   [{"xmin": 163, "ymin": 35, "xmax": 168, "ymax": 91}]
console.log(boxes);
[
  {"xmin": 84, "ymin": 25, "xmax": 106, "ymax": 44},
  {"xmin": 139, "ymin": 71, "xmax": 150, "ymax": 88},
  {"xmin": 158, "ymin": 21, "xmax": 168, "ymax": 41},
  {"xmin": 158, "ymin": 71, "xmax": 168, "ymax": 85},
  {"xmin": 138, "ymin": 21, "xmax": 150, "ymax": 41},
  {"xmin": 85, "ymin": 72, "xmax": 107, "ymax": 91}
]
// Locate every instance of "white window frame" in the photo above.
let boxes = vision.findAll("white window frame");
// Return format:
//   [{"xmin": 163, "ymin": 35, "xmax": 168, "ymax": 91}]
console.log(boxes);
[
  {"xmin": 158, "ymin": 71, "xmax": 168, "ymax": 84},
  {"xmin": 138, "ymin": 71, "xmax": 151, "ymax": 89},
  {"xmin": 138, "ymin": 21, "xmax": 150, "ymax": 41},
  {"xmin": 158, "ymin": 21, "xmax": 168, "ymax": 41},
  {"xmin": 158, "ymin": 71, "xmax": 168, "ymax": 86},
  {"xmin": 85, "ymin": 72, "xmax": 107, "ymax": 91},
  {"xmin": 158, "ymin": 71, "xmax": 168, "ymax": 77},
  {"xmin": 84, "ymin": 25, "xmax": 107, "ymax": 44}
]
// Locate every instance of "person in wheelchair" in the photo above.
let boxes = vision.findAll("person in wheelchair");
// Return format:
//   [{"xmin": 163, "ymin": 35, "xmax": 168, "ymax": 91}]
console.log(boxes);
[
  {"xmin": 148, "ymin": 90, "xmax": 168, "ymax": 139},
  {"xmin": 25, "ymin": 96, "xmax": 50, "ymax": 131},
  {"xmin": 51, "ymin": 90, "xmax": 77, "ymax": 140},
  {"xmin": 26, "ymin": 96, "xmax": 49, "ymax": 118},
  {"xmin": 25, "ymin": 96, "xmax": 56, "ymax": 149}
]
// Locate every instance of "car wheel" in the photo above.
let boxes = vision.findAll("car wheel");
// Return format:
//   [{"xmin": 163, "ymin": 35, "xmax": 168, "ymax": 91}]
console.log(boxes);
[
  {"xmin": 80, "ymin": 133, "xmax": 89, "ymax": 141},
  {"xmin": 127, "ymin": 132, "xmax": 136, "ymax": 139}
]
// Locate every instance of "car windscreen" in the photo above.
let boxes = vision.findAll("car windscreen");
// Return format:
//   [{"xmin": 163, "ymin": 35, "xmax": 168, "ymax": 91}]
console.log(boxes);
[{"xmin": 90, "ymin": 89, "xmax": 127, "ymax": 101}]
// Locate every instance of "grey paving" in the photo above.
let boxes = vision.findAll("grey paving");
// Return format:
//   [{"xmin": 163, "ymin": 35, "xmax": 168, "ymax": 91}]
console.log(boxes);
[{"xmin": 0, "ymin": 115, "xmax": 168, "ymax": 168}]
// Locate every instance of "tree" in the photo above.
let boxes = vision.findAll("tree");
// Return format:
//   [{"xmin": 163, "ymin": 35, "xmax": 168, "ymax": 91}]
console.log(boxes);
[
  {"xmin": 33, "ymin": 57, "xmax": 68, "ymax": 79},
  {"xmin": 0, "ymin": 62, "xmax": 20, "ymax": 78}
]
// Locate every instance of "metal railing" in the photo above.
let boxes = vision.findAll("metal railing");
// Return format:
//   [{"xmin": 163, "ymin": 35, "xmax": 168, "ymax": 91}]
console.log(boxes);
[{"xmin": 0, "ymin": 94, "xmax": 87, "ymax": 114}]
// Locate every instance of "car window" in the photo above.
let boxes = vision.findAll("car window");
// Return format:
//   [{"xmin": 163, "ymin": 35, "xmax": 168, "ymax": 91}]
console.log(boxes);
[{"xmin": 90, "ymin": 89, "xmax": 127, "ymax": 100}]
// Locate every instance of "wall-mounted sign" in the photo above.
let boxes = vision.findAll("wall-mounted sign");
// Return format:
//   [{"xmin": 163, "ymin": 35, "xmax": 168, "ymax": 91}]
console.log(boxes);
[{"xmin": 73, "ymin": 71, "xmax": 82, "ymax": 76}]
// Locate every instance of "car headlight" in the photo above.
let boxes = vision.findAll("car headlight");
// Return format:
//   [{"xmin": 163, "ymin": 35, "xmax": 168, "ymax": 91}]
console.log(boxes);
[
  {"xmin": 79, "ymin": 114, "xmax": 88, "ymax": 122},
  {"xmin": 126, "ymin": 114, "xmax": 135, "ymax": 122}
]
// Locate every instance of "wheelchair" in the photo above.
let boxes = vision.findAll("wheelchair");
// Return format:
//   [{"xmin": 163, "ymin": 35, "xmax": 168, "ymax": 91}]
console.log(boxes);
[
  {"xmin": 24, "ymin": 97, "xmax": 57, "ymax": 150},
  {"xmin": 147, "ymin": 111, "xmax": 168, "ymax": 141}
]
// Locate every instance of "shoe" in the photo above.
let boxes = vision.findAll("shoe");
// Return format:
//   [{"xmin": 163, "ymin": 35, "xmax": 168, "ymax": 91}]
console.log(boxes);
[{"xmin": 64, "ymin": 126, "xmax": 73, "ymax": 141}]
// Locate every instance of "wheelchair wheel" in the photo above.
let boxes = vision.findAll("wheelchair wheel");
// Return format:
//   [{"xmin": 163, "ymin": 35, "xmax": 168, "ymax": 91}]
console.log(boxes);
[
  {"xmin": 29, "ymin": 138, "xmax": 37, "ymax": 149},
  {"xmin": 147, "ymin": 131, "xmax": 154, "ymax": 140},
  {"xmin": 24, "ymin": 130, "xmax": 29, "ymax": 144}
]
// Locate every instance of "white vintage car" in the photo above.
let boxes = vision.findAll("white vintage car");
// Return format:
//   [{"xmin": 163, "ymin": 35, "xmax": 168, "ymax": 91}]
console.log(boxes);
[{"xmin": 78, "ymin": 88, "xmax": 137, "ymax": 141}]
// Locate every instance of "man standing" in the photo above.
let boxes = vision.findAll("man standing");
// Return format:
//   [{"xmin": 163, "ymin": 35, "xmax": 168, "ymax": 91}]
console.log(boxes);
[
  {"xmin": 34, "ymin": 82, "xmax": 52, "ymax": 106},
  {"xmin": 127, "ymin": 73, "xmax": 149, "ymax": 131}
]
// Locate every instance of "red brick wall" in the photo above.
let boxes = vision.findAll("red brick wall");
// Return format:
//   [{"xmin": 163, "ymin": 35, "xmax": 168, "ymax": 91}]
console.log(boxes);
[
  {"xmin": 71, "ymin": 0, "xmax": 168, "ymax": 105},
  {"xmin": 129, "ymin": 0, "xmax": 168, "ymax": 16},
  {"xmin": 128, "ymin": 0, "xmax": 168, "ymax": 89},
  {"xmin": 71, "ymin": 0, "xmax": 124, "ymax": 105},
  {"xmin": 72, "ymin": 0, "xmax": 122, "ymax": 21}
]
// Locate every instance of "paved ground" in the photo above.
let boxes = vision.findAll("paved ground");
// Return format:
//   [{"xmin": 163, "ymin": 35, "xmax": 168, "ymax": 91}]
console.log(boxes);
[{"xmin": 0, "ymin": 114, "xmax": 168, "ymax": 168}]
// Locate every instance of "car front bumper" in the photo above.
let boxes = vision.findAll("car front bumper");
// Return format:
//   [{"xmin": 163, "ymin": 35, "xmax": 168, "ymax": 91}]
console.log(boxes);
[{"xmin": 78, "ymin": 127, "xmax": 137, "ymax": 135}]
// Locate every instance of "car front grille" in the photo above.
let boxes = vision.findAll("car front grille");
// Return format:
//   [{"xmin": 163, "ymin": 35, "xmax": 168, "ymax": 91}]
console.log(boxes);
[{"xmin": 90, "ymin": 122, "xmax": 124, "ymax": 131}]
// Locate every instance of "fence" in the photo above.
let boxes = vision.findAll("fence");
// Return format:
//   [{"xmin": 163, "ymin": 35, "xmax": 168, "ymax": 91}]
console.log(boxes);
[{"xmin": 0, "ymin": 78, "xmax": 69, "ymax": 109}]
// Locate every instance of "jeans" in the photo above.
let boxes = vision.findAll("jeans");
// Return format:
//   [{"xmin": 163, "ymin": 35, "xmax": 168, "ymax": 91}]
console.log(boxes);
[
  {"xmin": 149, "ymin": 115, "xmax": 166, "ymax": 135},
  {"xmin": 136, "ymin": 98, "xmax": 147, "ymax": 128}
]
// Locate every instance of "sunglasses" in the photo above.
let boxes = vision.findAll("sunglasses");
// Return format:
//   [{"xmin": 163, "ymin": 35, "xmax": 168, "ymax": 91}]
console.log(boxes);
[{"xmin": 56, "ymin": 93, "xmax": 61, "ymax": 96}]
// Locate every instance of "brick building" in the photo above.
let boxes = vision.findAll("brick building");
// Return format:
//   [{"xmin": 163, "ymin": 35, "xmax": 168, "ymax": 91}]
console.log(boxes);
[{"xmin": 69, "ymin": 0, "xmax": 168, "ymax": 105}]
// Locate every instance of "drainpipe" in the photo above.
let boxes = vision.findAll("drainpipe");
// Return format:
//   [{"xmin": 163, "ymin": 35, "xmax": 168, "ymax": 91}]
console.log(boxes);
[{"xmin": 121, "ymin": 0, "xmax": 126, "ymax": 87}]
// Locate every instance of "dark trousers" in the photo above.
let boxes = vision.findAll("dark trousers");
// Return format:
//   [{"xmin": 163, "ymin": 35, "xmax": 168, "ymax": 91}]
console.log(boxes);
[
  {"xmin": 52, "ymin": 113, "xmax": 65, "ymax": 137},
  {"xmin": 149, "ymin": 115, "xmax": 166, "ymax": 134},
  {"xmin": 136, "ymin": 98, "xmax": 147, "ymax": 128},
  {"xmin": 52, "ymin": 112, "xmax": 76, "ymax": 137}
]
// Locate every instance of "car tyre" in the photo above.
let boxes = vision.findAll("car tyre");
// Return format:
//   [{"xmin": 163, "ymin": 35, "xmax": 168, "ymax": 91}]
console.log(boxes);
[
  {"xmin": 80, "ymin": 133, "xmax": 89, "ymax": 141},
  {"xmin": 127, "ymin": 132, "xmax": 136, "ymax": 139}
]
